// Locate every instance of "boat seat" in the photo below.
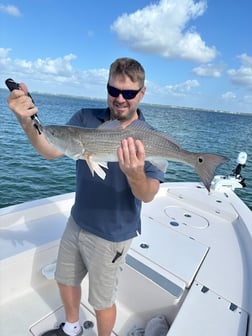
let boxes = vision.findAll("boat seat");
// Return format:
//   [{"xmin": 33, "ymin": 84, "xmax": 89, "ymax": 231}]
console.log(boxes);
[{"xmin": 168, "ymin": 281, "xmax": 248, "ymax": 335}]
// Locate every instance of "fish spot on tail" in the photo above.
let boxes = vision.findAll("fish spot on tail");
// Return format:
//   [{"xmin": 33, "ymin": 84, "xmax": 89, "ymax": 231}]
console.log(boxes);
[
  {"xmin": 198, "ymin": 157, "xmax": 204, "ymax": 164},
  {"xmin": 194, "ymin": 153, "xmax": 229, "ymax": 191}
]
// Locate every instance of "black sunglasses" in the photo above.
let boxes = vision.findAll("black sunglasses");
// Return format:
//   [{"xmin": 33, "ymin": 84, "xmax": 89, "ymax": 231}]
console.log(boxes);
[{"xmin": 107, "ymin": 83, "xmax": 142, "ymax": 100}]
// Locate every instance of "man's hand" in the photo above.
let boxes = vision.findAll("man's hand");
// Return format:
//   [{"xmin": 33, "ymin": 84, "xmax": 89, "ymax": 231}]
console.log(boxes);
[
  {"xmin": 7, "ymin": 82, "xmax": 63, "ymax": 160},
  {"xmin": 117, "ymin": 137, "xmax": 160, "ymax": 202},
  {"xmin": 7, "ymin": 83, "xmax": 38, "ymax": 123},
  {"xmin": 117, "ymin": 137, "xmax": 145, "ymax": 178}
]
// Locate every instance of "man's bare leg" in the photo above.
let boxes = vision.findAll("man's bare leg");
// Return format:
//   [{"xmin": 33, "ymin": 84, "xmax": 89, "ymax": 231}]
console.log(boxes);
[
  {"xmin": 95, "ymin": 304, "xmax": 116, "ymax": 336},
  {"xmin": 58, "ymin": 282, "xmax": 81, "ymax": 322},
  {"xmin": 58, "ymin": 283, "xmax": 116, "ymax": 335}
]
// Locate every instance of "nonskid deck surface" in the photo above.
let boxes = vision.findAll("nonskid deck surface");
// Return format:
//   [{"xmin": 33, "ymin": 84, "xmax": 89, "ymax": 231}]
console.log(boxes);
[
  {"xmin": 0, "ymin": 191, "xmax": 177, "ymax": 335},
  {"xmin": 30, "ymin": 303, "xmax": 108, "ymax": 336},
  {"xmin": 0, "ymin": 259, "xmax": 174, "ymax": 336},
  {"xmin": 0, "ymin": 277, "xmax": 112, "ymax": 335},
  {"xmin": 1, "ymin": 183, "xmax": 252, "ymax": 335}
]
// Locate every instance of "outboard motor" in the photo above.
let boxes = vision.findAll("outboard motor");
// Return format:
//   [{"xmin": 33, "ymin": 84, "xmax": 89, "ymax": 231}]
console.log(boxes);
[
  {"xmin": 211, "ymin": 151, "xmax": 248, "ymax": 191},
  {"xmin": 232, "ymin": 152, "xmax": 247, "ymax": 187}
]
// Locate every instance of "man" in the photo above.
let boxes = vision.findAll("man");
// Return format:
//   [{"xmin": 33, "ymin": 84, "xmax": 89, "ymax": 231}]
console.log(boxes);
[{"xmin": 7, "ymin": 57, "xmax": 164, "ymax": 336}]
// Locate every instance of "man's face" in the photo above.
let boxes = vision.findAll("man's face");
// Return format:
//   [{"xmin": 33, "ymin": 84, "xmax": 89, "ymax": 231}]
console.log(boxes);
[{"xmin": 107, "ymin": 75, "xmax": 145, "ymax": 126}]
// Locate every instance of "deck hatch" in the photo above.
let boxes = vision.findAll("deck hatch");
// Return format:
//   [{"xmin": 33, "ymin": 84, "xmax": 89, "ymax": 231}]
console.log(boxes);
[
  {"xmin": 126, "ymin": 254, "xmax": 183, "ymax": 298},
  {"xmin": 131, "ymin": 215, "xmax": 209, "ymax": 287}
]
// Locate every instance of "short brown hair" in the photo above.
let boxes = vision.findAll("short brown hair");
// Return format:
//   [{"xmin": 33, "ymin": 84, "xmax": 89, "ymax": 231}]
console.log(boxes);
[{"xmin": 109, "ymin": 57, "xmax": 145, "ymax": 87}]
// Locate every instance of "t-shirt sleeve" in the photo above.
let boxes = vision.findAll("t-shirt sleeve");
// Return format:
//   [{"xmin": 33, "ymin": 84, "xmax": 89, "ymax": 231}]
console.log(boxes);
[
  {"xmin": 144, "ymin": 161, "xmax": 165, "ymax": 183},
  {"xmin": 66, "ymin": 109, "xmax": 87, "ymax": 127}
]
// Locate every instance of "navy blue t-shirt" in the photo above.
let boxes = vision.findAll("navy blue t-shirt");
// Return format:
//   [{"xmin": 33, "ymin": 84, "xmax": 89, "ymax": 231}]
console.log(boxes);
[{"xmin": 67, "ymin": 108, "xmax": 164, "ymax": 242}]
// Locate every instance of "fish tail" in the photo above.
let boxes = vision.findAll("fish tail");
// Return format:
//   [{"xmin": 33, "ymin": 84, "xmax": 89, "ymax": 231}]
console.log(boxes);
[{"xmin": 193, "ymin": 153, "xmax": 229, "ymax": 191}]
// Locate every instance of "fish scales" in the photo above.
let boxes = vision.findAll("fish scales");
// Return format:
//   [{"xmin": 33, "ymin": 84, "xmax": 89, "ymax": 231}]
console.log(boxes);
[{"xmin": 43, "ymin": 120, "xmax": 229, "ymax": 191}]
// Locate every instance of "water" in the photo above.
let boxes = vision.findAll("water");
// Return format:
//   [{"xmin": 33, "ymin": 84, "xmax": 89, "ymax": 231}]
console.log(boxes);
[{"xmin": 1, "ymin": 89, "xmax": 252, "ymax": 210}]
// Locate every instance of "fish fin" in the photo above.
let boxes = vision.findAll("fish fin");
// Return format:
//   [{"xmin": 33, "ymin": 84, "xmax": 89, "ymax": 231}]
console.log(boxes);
[
  {"xmin": 97, "ymin": 120, "xmax": 122, "ymax": 130},
  {"xmin": 149, "ymin": 159, "xmax": 168, "ymax": 173},
  {"xmin": 128, "ymin": 120, "xmax": 179, "ymax": 145},
  {"xmin": 97, "ymin": 120, "xmax": 179, "ymax": 146},
  {"xmin": 127, "ymin": 120, "xmax": 155, "ymax": 130},
  {"xmin": 93, "ymin": 162, "xmax": 108, "ymax": 180},
  {"xmin": 194, "ymin": 153, "xmax": 229, "ymax": 191},
  {"xmin": 97, "ymin": 119, "xmax": 152, "ymax": 130},
  {"xmin": 97, "ymin": 119, "xmax": 155, "ymax": 131},
  {"xmin": 97, "ymin": 161, "xmax": 108, "ymax": 169},
  {"xmin": 85, "ymin": 154, "xmax": 108, "ymax": 180}
]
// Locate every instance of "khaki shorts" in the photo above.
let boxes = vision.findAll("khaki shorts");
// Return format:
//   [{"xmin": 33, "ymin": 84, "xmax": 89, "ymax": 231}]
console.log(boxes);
[{"xmin": 55, "ymin": 216, "xmax": 132, "ymax": 310}]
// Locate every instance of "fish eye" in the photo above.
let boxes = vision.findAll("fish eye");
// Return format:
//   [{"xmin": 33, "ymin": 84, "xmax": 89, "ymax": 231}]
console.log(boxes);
[{"xmin": 198, "ymin": 157, "xmax": 203, "ymax": 163}]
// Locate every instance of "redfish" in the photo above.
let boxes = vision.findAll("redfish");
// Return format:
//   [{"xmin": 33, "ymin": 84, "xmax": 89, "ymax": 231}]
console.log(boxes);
[{"xmin": 43, "ymin": 120, "xmax": 229, "ymax": 191}]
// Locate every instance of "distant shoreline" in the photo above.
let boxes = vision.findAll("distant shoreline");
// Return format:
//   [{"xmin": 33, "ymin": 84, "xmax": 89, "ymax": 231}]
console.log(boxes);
[{"xmin": 1, "ymin": 87, "xmax": 251, "ymax": 117}]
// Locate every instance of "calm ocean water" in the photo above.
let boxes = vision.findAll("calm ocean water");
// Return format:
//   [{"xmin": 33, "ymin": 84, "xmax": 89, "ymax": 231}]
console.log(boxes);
[{"xmin": 1, "ymin": 88, "xmax": 252, "ymax": 210}]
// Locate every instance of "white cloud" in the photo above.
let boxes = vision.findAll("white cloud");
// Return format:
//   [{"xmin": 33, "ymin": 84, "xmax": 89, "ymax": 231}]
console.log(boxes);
[
  {"xmin": 0, "ymin": 49, "xmax": 76, "ymax": 78},
  {"xmin": 165, "ymin": 79, "xmax": 200, "ymax": 96},
  {"xmin": 1, "ymin": 48, "xmax": 250, "ymax": 113},
  {"xmin": 0, "ymin": 48, "xmax": 108, "ymax": 89},
  {"xmin": 0, "ymin": 47, "xmax": 11, "ymax": 57},
  {"xmin": 146, "ymin": 78, "xmax": 199, "ymax": 98},
  {"xmin": 222, "ymin": 91, "xmax": 236, "ymax": 100},
  {"xmin": 192, "ymin": 63, "xmax": 225, "ymax": 77},
  {"xmin": 0, "ymin": 3, "xmax": 21, "ymax": 16},
  {"xmin": 33, "ymin": 54, "xmax": 76, "ymax": 75},
  {"xmin": 239, "ymin": 53, "xmax": 252, "ymax": 67},
  {"xmin": 221, "ymin": 91, "xmax": 252, "ymax": 114},
  {"xmin": 227, "ymin": 53, "xmax": 252, "ymax": 89},
  {"xmin": 111, "ymin": 0, "xmax": 216, "ymax": 63},
  {"xmin": 244, "ymin": 95, "xmax": 252, "ymax": 104},
  {"xmin": 0, "ymin": 47, "xmax": 11, "ymax": 66}
]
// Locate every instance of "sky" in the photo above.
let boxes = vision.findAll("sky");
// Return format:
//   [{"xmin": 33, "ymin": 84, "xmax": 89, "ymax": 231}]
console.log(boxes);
[{"xmin": 0, "ymin": 0, "xmax": 252, "ymax": 113}]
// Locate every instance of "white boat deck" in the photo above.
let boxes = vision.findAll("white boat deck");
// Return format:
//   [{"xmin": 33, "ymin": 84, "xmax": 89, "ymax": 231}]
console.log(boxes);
[{"xmin": 0, "ymin": 182, "xmax": 252, "ymax": 335}]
